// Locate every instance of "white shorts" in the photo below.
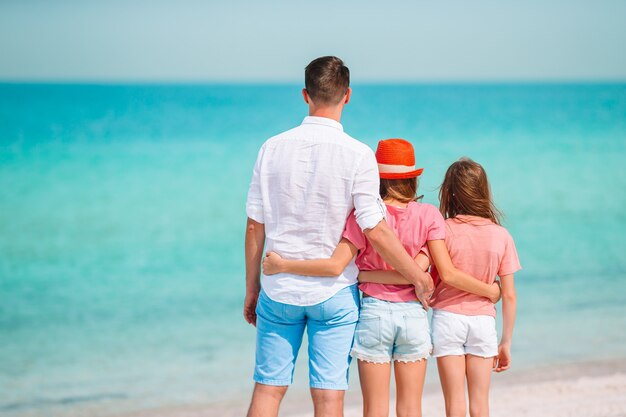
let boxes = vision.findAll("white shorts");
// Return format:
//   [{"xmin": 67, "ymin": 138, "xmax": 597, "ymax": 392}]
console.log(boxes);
[{"xmin": 431, "ymin": 309, "xmax": 498, "ymax": 358}]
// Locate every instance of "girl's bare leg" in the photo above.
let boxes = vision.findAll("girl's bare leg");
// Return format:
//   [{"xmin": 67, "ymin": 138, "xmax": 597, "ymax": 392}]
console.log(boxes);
[
  {"xmin": 358, "ymin": 360, "xmax": 392, "ymax": 417},
  {"xmin": 437, "ymin": 356, "xmax": 467, "ymax": 417},
  {"xmin": 394, "ymin": 359, "xmax": 427, "ymax": 417},
  {"xmin": 465, "ymin": 355, "xmax": 493, "ymax": 417}
]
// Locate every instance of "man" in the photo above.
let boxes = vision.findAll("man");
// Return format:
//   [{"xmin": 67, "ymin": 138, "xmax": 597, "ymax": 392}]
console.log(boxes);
[{"xmin": 244, "ymin": 56, "xmax": 432, "ymax": 417}]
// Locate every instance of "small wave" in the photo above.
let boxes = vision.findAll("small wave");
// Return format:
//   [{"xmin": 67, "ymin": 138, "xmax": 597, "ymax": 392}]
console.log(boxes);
[{"xmin": 0, "ymin": 393, "xmax": 127, "ymax": 411}]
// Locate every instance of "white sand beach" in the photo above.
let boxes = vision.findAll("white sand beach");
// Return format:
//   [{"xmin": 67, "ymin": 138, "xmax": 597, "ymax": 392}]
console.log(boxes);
[
  {"xmin": 343, "ymin": 367, "xmax": 626, "ymax": 417},
  {"xmin": 113, "ymin": 358, "xmax": 626, "ymax": 417}
]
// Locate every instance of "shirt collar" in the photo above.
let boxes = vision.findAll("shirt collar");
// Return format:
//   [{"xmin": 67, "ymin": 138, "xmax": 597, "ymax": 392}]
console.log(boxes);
[
  {"xmin": 455, "ymin": 214, "xmax": 494, "ymax": 225},
  {"xmin": 302, "ymin": 116, "xmax": 344, "ymax": 131}
]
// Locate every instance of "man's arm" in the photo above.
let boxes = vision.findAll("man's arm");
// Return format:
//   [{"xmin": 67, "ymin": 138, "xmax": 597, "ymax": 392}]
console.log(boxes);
[
  {"xmin": 244, "ymin": 218, "xmax": 265, "ymax": 326},
  {"xmin": 244, "ymin": 144, "xmax": 266, "ymax": 326},
  {"xmin": 364, "ymin": 221, "xmax": 434, "ymax": 307}
]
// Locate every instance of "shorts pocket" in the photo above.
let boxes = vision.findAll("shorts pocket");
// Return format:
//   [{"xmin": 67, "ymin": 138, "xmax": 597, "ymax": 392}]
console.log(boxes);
[
  {"xmin": 468, "ymin": 316, "xmax": 498, "ymax": 348},
  {"xmin": 356, "ymin": 316, "xmax": 381, "ymax": 348},
  {"xmin": 401, "ymin": 313, "xmax": 429, "ymax": 345}
]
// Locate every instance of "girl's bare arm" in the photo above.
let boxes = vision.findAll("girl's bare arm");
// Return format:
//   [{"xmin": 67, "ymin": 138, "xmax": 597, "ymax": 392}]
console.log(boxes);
[
  {"xmin": 495, "ymin": 274, "xmax": 516, "ymax": 372},
  {"xmin": 262, "ymin": 238, "xmax": 358, "ymax": 277},
  {"xmin": 358, "ymin": 252, "xmax": 430, "ymax": 284},
  {"xmin": 428, "ymin": 239, "xmax": 501, "ymax": 302}
]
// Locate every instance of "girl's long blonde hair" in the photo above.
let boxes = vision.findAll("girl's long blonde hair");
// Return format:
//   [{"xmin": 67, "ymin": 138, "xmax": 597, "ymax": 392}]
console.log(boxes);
[{"xmin": 439, "ymin": 157, "xmax": 502, "ymax": 225}]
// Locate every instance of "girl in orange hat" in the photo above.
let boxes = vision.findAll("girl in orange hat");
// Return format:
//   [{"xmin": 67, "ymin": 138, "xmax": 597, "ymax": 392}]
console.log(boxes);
[{"xmin": 263, "ymin": 140, "xmax": 500, "ymax": 417}]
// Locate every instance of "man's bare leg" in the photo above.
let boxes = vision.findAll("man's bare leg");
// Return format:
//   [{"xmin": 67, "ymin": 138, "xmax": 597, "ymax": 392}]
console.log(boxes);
[
  {"xmin": 247, "ymin": 383, "xmax": 288, "ymax": 417},
  {"xmin": 311, "ymin": 388, "xmax": 344, "ymax": 417}
]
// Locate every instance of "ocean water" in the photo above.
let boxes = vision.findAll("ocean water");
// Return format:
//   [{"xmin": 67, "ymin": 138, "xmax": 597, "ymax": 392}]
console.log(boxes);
[{"xmin": 1, "ymin": 83, "xmax": 625, "ymax": 415}]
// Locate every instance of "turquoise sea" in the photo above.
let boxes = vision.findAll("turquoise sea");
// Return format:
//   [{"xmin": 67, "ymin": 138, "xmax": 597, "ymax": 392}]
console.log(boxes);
[{"xmin": 1, "ymin": 83, "xmax": 625, "ymax": 416}]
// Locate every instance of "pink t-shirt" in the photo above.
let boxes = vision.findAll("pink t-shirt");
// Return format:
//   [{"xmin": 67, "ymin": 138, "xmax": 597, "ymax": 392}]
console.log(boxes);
[
  {"xmin": 342, "ymin": 201, "xmax": 445, "ymax": 302},
  {"xmin": 429, "ymin": 215, "xmax": 521, "ymax": 317}
]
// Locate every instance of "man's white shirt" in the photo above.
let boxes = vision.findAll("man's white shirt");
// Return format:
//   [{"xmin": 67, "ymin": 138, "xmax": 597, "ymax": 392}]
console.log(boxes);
[{"xmin": 246, "ymin": 116, "xmax": 385, "ymax": 306}]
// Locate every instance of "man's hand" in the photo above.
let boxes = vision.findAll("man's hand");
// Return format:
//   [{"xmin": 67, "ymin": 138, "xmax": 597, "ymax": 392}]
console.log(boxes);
[
  {"xmin": 489, "ymin": 280, "xmax": 502, "ymax": 304},
  {"xmin": 493, "ymin": 342, "xmax": 511, "ymax": 372},
  {"xmin": 243, "ymin": 290, "xmax": 260, "ymax": 326},
  {"xmin": 414, "ymin": 271, "xmax": 434, "ymax": 310},
  {"xmin": 262, "ymin": 252, "xmax": 284, "ymax": 275}
]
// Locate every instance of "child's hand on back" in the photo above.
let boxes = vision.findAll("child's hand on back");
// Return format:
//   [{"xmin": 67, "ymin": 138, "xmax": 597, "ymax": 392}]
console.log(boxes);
[
  {"xmin": 263, "ymin": 252, "xmax": 285, "ymax": 275},
  {"xmin": 493, "ymin": 342, "xmax": 511, "ymax": 372},
  {"xmin": 489, "ymin": 280, "xmax": 502, "ymax": 304}
]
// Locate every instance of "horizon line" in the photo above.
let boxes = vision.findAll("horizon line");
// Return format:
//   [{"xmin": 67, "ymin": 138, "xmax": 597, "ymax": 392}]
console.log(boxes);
[{"xmin": 1, "ymin": 78, "xmax": 626, "ymax": 86}]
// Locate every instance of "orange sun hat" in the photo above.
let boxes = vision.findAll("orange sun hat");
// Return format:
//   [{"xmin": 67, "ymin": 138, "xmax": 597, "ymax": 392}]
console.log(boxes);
[{"xmin": 375, "ymin": 138, "xmax": 424, "ymax": 179}]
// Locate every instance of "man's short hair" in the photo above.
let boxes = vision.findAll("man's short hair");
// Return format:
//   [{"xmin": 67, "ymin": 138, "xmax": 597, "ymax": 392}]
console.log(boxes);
[{"xmin": 305, "ymin": 56, "xmax": 350, "ymax": 106}]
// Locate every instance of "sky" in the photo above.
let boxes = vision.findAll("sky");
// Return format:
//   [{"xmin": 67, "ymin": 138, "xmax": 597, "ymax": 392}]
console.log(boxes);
[{"xmin": 0, "ymin": 0, "xmax": 625, "ymax": 82}]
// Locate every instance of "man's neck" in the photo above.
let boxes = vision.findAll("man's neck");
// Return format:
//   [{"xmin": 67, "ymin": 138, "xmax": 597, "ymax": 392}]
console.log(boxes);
[{"xmin": 309, "ymin": 107, "xmax": 343, "ymax": 123}]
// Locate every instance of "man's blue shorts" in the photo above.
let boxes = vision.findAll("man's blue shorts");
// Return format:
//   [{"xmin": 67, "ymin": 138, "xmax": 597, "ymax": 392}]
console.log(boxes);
[{"xmin": 254, "ymin": 284, "xmax": 360, "ymax": 390}]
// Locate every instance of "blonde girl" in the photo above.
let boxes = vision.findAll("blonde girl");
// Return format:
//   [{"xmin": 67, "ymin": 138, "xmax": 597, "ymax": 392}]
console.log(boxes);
[{"xmin": 429, "ymin": 157, "xmax": 520, "ymax": 417}]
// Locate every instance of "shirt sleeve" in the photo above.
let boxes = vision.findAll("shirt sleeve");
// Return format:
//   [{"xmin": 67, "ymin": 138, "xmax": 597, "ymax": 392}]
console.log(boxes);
[
  {"xmin": 352, "ymin": 149, "xmax": 386, "ymax": 231},
  {"xmin": 245, "ymin": 144, "xmax": 266, "ymax": 223},
  {"xmin": 427, "ymin": 205, "xmax": 446, "ymax": 241},
  {"xmin": 498, "ymin": 231, "xmax": 522, "ymax": 276},
  {"xmin": 421, "ymin": 216, "xmax": 449, "ymax": 260},
  {"xmin": 342, "ymin": 211, "xmax": 367, "ymax": 251}
]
